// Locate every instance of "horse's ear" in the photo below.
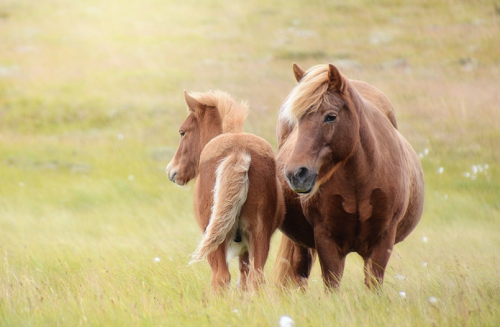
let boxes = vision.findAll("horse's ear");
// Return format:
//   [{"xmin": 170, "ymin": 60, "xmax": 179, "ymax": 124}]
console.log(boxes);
[
  {"xmin": 293, "ymin": 63, "xmax": 305, "ymax": 82},
  {"xmin": 328, "ymin": 64, "xmax": 346, "ymax": 93},
  {"xmin": 184, "ymin": 90, "xmax": 202, "ymax": 113}
]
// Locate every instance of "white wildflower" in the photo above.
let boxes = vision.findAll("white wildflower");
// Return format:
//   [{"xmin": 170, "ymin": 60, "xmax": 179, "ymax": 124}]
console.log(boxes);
[
  {"xmin": 395, "ymin": 274, "xmax": 406, "ymax": 281},
  {"xmin": 279, "ymin": 316, "xmax": 295, "ymax": 327},
  {"xmin": 472, "ymin": 165, "xmax": 478, "ymax": 174},
  {"xmin": 399, "ymin": 291, "xmax": 407, "ymax": 299}
]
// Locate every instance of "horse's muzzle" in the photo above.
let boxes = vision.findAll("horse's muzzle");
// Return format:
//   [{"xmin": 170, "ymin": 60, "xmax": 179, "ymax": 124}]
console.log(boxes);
[
  {"xmin": 166, "ymin": 163, "xmax": 178, "ymax": 184},
  {"xmin": 285, "ymin": 166, "xmax": 318, "ymax": 194}
]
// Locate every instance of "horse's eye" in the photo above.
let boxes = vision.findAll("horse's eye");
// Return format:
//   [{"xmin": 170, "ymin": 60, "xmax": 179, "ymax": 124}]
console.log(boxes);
[
  {"xmin": 324, "ymin": 114, "xmax": 337, "ymax": 122},
  {"xmin": 180, "ymin": 131, "xmax": 186, "ymax": 137}
]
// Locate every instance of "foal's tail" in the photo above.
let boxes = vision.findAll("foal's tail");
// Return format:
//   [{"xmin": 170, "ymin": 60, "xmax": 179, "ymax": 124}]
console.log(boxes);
[
  {"xmin": 274, "ymin": 235, "xmax": 299, "ymax": 286},
  {"xmin": 189, "ymin": 152, "xmax": 251, "ymax": 264},
  {"xmin": 273, "ymin": 234, "xmax": 316, "ymax": 287}
]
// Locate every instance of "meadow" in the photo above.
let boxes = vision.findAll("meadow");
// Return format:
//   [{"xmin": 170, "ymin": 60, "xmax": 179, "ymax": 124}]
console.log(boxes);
[{"xmin": 1, "ymin": 0, "xmax": 499, "ymax": 325}]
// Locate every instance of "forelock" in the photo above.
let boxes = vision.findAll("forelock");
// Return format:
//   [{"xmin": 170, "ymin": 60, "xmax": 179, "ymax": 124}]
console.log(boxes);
[{"xmin": 279, "ymin": 64, "xmax": 331, "ymax": 124}]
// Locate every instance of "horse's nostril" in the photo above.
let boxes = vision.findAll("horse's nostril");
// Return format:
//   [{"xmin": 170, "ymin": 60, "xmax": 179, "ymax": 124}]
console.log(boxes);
[
  {"xmin": 169, "ymin": 172, "xmax": 177, "ymax": 183},
  {"xmin": 295, "ymin": 167, "xmax": 310, "ymax": 181}
]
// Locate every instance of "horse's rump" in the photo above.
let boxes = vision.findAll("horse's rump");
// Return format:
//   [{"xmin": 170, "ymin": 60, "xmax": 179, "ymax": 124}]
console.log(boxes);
[
  {"xmin": 193, "ymin": 133, "xmax": 283, "ymax": 261},
  {"xmin": 190, "ymin": 150, "xmax": 251, "ymax": 263}
]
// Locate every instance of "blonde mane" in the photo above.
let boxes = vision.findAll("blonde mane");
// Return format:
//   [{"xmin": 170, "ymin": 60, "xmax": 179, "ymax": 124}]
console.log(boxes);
[
  {"xmin": 280, "ymin": 64, "xmax": 342, "ymax": 124},
  {"xmin": 190, "ymin": 90, "xmax": 248, "ymax": 133}
]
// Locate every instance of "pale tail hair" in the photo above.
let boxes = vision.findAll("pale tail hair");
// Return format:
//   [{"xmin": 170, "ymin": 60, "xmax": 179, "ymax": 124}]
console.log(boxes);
[
  {"xmin": 273, "ymin": 235, "xmax": 298, "ymax": 286},
  {"xmin": 189, "ymin": 152, "xmax": 251, "ymax": 264},
  {"xmin": 273, "ymin": 234, "xmax": 317, "ymax": 287}
]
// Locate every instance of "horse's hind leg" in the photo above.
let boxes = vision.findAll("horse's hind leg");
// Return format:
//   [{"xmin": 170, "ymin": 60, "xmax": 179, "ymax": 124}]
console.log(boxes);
[
  {"xmin": 237, "ymin": 251, "xmax": 250, "ymax": 291},
  {"xmin": 207, "ymin": 245, "xmax": 231, "ymax": 292},
  {"xmin": 247, "ymin": 233, "xmax": 271, "ymax": 292},
  {"xmin": 363, "ymin": 228, "xmax": 396, "ymax": 289}
]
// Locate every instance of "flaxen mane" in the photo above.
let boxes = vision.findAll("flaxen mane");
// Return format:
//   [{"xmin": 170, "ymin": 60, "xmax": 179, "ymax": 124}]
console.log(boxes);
[
  {"xmin": 190, "ymin": 90, "xmax": 248, "ymax": 133},
  {"xmin": 280, "ymin": 65, "xmax": 343, "ymax": 124}
]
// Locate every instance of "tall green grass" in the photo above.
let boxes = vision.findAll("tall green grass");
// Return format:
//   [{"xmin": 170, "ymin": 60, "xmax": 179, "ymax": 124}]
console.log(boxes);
[{"xmin": 1, "ymin": 0, "xmax": 499, "ymax": 325}]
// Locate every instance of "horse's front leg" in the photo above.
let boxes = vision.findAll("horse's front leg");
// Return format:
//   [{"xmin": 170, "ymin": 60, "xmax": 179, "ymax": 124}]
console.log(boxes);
[
  {"xmin": 314, "ymin": 226, "xmax": 346, "ymax": 289},
  {"xmin": 207, "ymin": 243, "xmax": 231, "ymax": 292},
  {"xmin": 363, "ymin": 227, "xmax": 397, "ymax": 289}
]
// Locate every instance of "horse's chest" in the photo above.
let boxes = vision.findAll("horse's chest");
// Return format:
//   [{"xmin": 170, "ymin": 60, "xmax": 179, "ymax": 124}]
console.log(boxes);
[{"xmin": 303, "ymin": 190, "xmax": 391, "ymax": 255}]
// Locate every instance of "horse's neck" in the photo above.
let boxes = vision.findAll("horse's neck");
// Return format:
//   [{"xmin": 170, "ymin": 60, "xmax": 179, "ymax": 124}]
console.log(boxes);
[{"xmin": 345, "ymin": 92, "xmax": 380, "ymax": 182}]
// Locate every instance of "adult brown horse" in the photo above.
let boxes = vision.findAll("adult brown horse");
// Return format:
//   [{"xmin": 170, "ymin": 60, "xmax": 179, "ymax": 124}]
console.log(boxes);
[
  {"xmin": 274, "ymin": 63, "xmax": 424, "ymax": 289},
  {"xmin": 166, "ymin": 90, "xmax": 284, "ymax": 291}
]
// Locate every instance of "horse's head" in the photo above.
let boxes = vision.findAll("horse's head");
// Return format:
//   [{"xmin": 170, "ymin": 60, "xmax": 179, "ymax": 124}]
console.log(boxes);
[
  {"xmin": 281, "ymin": 63, "xmax": 360, "ymax": 195},
  {"xmin": 166, "ymin": 91, "xmax": 223, "ymax": 185}
]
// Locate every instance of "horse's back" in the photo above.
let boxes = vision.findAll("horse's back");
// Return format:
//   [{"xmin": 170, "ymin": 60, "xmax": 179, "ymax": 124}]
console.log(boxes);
[{"xmin": 351, "ymin": 80, "xmax": 398, "ymax": 129}]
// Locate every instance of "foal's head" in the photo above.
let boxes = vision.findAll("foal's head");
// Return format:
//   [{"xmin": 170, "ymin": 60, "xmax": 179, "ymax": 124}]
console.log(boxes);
[
  {"xmin": 280, "ymin": 63, "xmax": 360, "ymax": 194},
  {"xmin": 166, "ymin": 91, "xmax": 247, "ymax": 185}
]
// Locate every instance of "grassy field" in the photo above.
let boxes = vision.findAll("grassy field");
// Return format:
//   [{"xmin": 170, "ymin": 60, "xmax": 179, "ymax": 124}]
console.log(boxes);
[{"xmin": 1, "ymin": 0, "xmax": 499, "ymax": 325}]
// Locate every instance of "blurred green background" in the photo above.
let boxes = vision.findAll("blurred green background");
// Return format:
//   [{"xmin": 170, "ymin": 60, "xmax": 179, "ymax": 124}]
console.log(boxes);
[{"xmin": 0, "ymin": 0, "xmax": 499, "ymax": 326}]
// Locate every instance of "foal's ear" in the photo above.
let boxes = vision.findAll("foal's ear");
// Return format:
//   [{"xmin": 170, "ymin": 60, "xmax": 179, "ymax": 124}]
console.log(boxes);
[
  {"xmin": 327, "ymin": 64, "xmax": 346, "ymax": 93},
  {"xmin": 184, "ymin": 90, "xmax": 203, "ymax": 113},
  {"xmin": 292, "ymin": 63, "xmax": 306, "ymax": 82}
]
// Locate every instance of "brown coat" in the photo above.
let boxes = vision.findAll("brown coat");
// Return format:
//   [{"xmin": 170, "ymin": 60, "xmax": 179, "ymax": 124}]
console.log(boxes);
[
  {"xmin": 275, "ymin": 64, "xmax": 424, "ymax": 289},
  {"xmin": 167, "ymin": 91, "xmax": 284, "ymax": 291}
]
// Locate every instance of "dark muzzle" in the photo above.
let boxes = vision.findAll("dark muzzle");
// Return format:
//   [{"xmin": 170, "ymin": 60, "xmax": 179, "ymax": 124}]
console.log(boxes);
[{"xmin": 285, "ymin": 166, "xmax": 318, "ymax": 194}]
